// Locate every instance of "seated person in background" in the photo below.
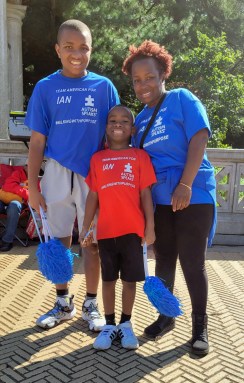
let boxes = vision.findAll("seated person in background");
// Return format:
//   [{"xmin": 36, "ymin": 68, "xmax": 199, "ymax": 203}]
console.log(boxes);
[{"xmin": 0, "ymin": 163, "xmax": 28, "ymax": 252}]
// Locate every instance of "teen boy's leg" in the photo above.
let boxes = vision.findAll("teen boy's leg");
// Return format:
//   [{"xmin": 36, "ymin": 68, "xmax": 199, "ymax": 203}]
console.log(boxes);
[
  {"xmin": 35, "ymin": 160, "xmax": 77, "ymax": 329},
  {"xmin": 37, "ymin": 235, "xmax": 77, "ymax": 328},
  {"xmin": 36, "ymin": 160, "xmax": 104, "ymax": 330},
  {"xmin": 75, "ymin": 173, "xmax": 105, "ymax": 331},
  {"xmin": 81, "ymin": 243, "xmax": 105, "ymax": 331}
]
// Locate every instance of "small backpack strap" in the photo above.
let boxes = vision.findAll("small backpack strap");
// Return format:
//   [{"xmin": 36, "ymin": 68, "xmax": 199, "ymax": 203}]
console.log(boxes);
[{"xmin": 139, "ymin": 92, "xmax": 167, "ymax": 149}]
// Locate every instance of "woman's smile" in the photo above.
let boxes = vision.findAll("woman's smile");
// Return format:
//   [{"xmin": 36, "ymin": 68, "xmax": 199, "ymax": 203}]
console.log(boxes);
[{"xmin": 131, "ymin": 57, "xmax": 164, "ymax": 107}]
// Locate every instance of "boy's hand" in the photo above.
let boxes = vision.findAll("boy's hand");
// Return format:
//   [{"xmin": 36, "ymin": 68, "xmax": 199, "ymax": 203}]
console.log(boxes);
[
  {"xmin": 79, "ymin": 226, "xmax": 94, "ymax": 247},
  {"xmin": 142, "ymin": 224, "xmax": 155, "ymax": 246},
  {"xmin": 29, "ymin": 189, "xmax": 47, "ymax": 214}
]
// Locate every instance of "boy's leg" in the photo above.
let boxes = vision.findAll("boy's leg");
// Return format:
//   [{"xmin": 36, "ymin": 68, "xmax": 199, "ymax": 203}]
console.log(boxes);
[
  {"xmin": 117, "ymin": 280, "xmax": 139, "ymax": 349},
  {"xmin": 121, "ymin": 281, "xmax": 136, "ymax": 319},
  {"xmin": 102, "ymin": 280, "xmax": 116, "ymax": 317},
  {"xmin": 116, "ymin": 234, "xmax": 143, "ymax": 349},
  {"xmin": 93, "ymin": 242, "xmax": 118, "ymax": 350}
]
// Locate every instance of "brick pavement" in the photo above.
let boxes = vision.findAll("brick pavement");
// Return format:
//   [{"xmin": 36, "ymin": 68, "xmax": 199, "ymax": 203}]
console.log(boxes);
[{"xmin": 0, "ymin": 244, "xmax": 243, "ymax": 383}]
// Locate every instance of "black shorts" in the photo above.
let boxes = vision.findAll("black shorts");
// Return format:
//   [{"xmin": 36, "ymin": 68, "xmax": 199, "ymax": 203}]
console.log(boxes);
[{"xmin": 98, "ymin": 234, "xmax": 145, "ymax": 282}]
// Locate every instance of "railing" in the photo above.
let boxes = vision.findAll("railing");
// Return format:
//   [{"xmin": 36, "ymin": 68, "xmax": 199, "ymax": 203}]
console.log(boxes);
[
  {"xmin": 207, "ymin": 148, "xmax": 244, "ymax": 245},
  {"xmin": 0, "ymin": 140, "xmax": 243, "ymax": 245},
  {"xmin": 0, "ymin": 139, "xmax": 28, "ymax": 163}
]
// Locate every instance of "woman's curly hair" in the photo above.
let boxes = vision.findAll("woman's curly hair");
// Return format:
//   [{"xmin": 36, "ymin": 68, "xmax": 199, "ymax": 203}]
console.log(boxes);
[{"xmin": 122, "ymin": 40, "xmax": 173, "ymax": 79}]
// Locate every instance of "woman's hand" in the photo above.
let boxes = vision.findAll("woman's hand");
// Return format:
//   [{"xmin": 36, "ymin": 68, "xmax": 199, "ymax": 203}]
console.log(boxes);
[
  {"xmin": 171, "ymin": 128, "xmax": 208, "ymax": 213},
  {"xmin": 171, "ymin": 183, "xmax": 192, "ymax": 212}
]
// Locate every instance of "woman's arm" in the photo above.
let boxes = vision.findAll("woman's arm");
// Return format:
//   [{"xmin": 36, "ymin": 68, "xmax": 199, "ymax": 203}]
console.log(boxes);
[{"xmin": 171, "ymin": 128, "xmax": 209, "ymax": 212}]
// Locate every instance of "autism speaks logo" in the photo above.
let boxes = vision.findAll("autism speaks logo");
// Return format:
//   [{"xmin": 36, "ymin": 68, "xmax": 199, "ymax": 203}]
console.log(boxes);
[{"xmin": 81, "ymin": 94, "xmax": 97, "ymax": 116}]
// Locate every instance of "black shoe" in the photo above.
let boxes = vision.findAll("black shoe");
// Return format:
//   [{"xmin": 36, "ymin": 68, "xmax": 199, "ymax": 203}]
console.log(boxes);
[
  {"xmin": 190, "ymin": 313, "xmax": 209, "ymax": 356},
  {"xmin": 144, "ymin": 315, "xmax": 175, "ymax": 340},
  {"xmin": 0, "ymin": 241, "xmax": 13, "ymax": 252}
]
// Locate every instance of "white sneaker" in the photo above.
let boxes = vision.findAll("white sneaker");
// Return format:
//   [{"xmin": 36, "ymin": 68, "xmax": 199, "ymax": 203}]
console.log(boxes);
[
  {"xmin": 81, "ymin": 299, "xmax": 105, "ymax": 331},
  {"xmin": 93, "ymin": 325, "xmax": 118, "ymax": 350},
  {"xmin": 36, "ymin": 295, "xmax": 76, "ymax": 329},
  {"xmin": 117, "ymin": 321, "xmax": 139, "ymax": 349}
]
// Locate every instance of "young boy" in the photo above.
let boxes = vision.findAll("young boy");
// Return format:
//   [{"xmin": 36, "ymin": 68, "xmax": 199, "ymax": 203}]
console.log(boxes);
[
  {"xmin": 80, "ymin": 105, "xmax": 156, "ymax": 350},
  {"xmin": 25, "ymin": 20, "xmax": 119, "ymax": 331}
]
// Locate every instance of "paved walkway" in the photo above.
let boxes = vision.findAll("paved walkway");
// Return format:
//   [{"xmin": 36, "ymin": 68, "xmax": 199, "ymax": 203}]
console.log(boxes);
[{"xmin": 0, "ymin": 244, "xmax": 243, "ymax": 383}]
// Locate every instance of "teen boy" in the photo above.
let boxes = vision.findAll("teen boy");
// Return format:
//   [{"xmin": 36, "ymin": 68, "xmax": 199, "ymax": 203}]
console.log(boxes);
[
  {"xmin": 25, "ymin": 19, "xmax": 119, "ymax": 330},
  {"xmin": 80, "ymin": 105, "xmax": 156, "ymax": 349}
]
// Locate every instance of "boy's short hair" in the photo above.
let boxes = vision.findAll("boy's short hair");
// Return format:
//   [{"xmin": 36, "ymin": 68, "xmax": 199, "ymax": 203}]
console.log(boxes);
[
  {"xmin": 57, "ymin": 19, "xmax": 92, "ymax": 45},
  {"xmin": 108, "ymin": 105, "xmax": 135, "ymax": 124}
]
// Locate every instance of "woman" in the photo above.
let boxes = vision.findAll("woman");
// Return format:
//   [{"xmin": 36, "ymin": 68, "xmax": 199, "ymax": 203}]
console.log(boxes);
[{"xmin": 122, "ymin": 40, "xmax": 216, "ymax": 356}]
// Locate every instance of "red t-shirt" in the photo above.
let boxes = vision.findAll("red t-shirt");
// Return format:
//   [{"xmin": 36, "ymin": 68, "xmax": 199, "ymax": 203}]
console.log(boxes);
[{"xmin": 86, "ymin": 148, "xmax": 156, "ymax": 240}]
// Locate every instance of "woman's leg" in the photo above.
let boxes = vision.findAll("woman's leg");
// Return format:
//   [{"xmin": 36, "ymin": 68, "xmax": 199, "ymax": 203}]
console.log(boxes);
[
  {"xmin": 144, "ymin": 205, "xmax": 178, "ymax": 338},
  {"xmin": 176, "ymin": 204, "xmax": 213, "ymax": 355},
  {"xmin": 154, "ymin": 204, "xmax": 179, "ymax": 291},
  {"xmin": 176, "ymin": 204, "xmax": 213, "ymax": 314}
]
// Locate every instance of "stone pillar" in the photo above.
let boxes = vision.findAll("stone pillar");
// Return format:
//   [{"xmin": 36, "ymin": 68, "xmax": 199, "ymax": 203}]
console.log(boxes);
[
  {"xmin": 7, "ymin": 1, "xmax": 26, "ymax": 111},
  {"xmin": 0, "ymin": 0, "xmax": 9, "ymax": 138}
]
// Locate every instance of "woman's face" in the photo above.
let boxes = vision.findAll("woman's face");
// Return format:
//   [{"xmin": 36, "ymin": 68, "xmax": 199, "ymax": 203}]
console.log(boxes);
[{"xmin": 131, "ymin": 57, "xmax": 164, "ymax": 107}]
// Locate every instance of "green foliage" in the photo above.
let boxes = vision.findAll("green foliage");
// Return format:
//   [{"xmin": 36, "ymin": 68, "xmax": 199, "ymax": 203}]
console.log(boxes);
[
  {"xmin": 22, "ymin": 0, "xmax": 244, "ymax": 147},
  {"xmin": 173, "ymin": 32, "xmax": 244, "ymax": 148}
]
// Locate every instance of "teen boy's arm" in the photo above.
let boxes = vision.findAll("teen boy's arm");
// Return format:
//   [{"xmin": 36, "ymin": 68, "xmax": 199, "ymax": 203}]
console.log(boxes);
[
  {"xmin": 79, "ymin": 190, "xmax": 98, "ymax": 247},
  {"xmin": 28, "ymin": 131, "xmax": 47, "ymax": 213},
  {"xmin": 140, "ymin": 187, "xmax": 155, "ymax": 246}
]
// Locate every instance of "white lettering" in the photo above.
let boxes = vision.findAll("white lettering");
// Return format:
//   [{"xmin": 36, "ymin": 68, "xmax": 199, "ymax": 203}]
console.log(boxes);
[
  {"xmin": 57, "ymin": 96, "xmax": 72, "ymax": 104},
  {"xmin": 103, "ymin": 164, "xmax": 114, "ymax": 170}
]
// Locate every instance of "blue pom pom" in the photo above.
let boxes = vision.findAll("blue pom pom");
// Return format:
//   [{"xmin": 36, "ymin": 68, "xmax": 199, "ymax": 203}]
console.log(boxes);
[
  {"xmin": 143, "ymin": 276, "xmax": 183, "ymax": 317},
  {"xmin": 36, "ymin": 239, "xmax": 75, "ymax": 284}
]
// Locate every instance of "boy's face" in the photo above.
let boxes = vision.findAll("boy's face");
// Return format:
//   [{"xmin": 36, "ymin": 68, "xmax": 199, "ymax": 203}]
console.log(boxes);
[
  {"xmin": 55, "ymin": 28, "xmax": 92, "ymax": 78},
  {"xmin": 106, "ymin": 106, "xmax": 134, "ymax": 146}
]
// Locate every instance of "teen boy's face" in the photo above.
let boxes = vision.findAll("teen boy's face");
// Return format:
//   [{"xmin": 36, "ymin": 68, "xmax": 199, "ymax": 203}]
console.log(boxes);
[
  {"xmin": 106, "ymin": 107, "xmax": 134, "ymax": 146},
  {"xmin": 55, "ymin": 28, "xmax": 92, "ymax": 78}
]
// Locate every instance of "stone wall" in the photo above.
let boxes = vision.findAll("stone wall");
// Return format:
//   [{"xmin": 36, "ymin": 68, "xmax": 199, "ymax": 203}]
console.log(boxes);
[{"xmin": 208, "ymin": 148, "xmax": 244, "ymax": 245}]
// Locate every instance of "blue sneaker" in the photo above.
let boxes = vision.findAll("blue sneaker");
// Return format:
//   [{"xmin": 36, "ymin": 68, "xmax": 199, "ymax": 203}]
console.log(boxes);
[{"xmin": 36, "ymin": 295, "xmax": 76, "ymax": 329}]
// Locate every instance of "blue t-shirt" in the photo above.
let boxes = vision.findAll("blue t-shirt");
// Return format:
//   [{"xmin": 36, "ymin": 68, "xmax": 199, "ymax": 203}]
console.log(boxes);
[
  {"xmin": 133, "ymin": 88, "xmax": 217, "ymax": 245},
  {"xmin": 25, "ymin": 70, "xmax": 120, "ymax": 177}
]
